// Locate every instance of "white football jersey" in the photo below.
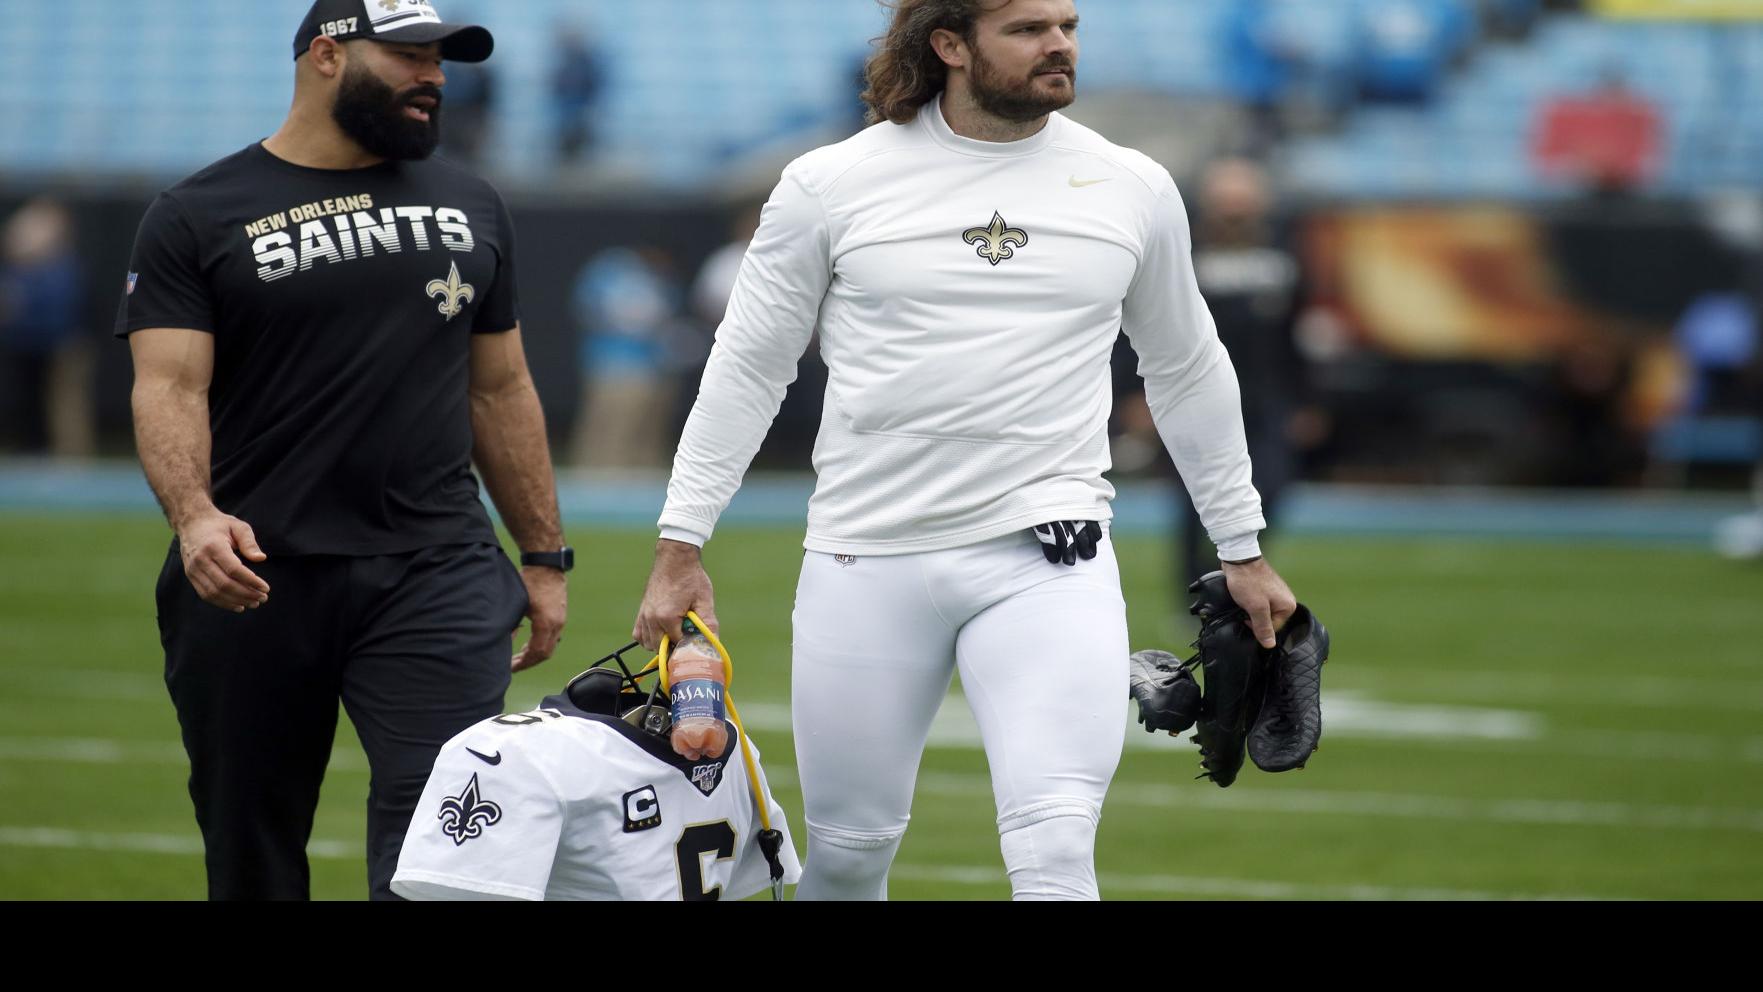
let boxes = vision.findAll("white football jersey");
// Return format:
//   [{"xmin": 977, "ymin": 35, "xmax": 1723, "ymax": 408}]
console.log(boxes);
[{"xmin": 392, "ymin": 696, "xmax": 802, "ymax": 901}]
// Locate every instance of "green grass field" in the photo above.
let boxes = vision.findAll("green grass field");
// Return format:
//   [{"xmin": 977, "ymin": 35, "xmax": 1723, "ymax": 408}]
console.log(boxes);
[{"xmin": 2, "ymin": 512, "xmax": 1760, "ymax": 900}]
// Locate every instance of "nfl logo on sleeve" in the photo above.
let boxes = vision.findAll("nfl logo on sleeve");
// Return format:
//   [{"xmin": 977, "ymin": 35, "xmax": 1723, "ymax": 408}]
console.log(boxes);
[{"xmin": 623, "ymin": 785, "xmax": 662, "ymax": 833}]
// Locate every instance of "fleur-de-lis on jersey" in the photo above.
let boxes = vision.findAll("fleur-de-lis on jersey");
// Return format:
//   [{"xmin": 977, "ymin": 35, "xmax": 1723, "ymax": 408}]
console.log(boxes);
[
  {"xmin": 379, "ymin": 0, "xmax": 402, "ymax": 13},
  {"xmin": 437, "ymin": 773, "xmax": 502, "ymax": 846},
  {"xmin": 962, "ymin": 212, "xmax": 1029, "ymax": 267},
  {"xmin": 426, "ymin": 261, "xmax": 476, "ymax": 322}
]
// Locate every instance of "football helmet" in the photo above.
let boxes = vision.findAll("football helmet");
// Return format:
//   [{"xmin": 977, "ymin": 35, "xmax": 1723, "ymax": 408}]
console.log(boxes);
[{"xmin": 565, "ymin": 641, "xmax": 672, "ymax": 736}]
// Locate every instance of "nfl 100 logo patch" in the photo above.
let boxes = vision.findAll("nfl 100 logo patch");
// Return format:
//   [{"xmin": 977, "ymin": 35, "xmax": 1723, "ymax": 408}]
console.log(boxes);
[{"xmin": 689, "ymin": 761, "xmax": 725, "ymax": 796}]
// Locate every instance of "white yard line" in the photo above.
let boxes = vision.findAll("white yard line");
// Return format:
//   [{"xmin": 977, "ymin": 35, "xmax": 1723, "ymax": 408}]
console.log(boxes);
[
  {"xmin": 886, "ymin": 865, "xmax": 1614, "ymax": 901},
  {"xmin": 730, "ymin": 700, "xmax": 1763, "ymax": 764},
  {"xmin": 727, "ymin": 699, "xmax": 1547, "ymax": 748},
  {"xmin": 0, "ymin": 670, "xmax": 167, "ymax": 702},
  {"xmin": 26, "ymin": 665, "xmax": 1763, "ymax": 712},
  {"xmin": 0, "ymin": 737, "xmax": 368, "ymax": 771},
  {"xmin": 0, "ymin": 738, "xmax": 186, "ymax": 764},
  {"xmin": 0, "ymin": 827, "xmax": 354, "ymax": 860},
  {"xmin": 8, "ymin": 737, "xmax": 1749, "ymax": 833},
  {"xmin": 5, "ymin": 689, "xmax": 1762, "ymax": 779},
  {"xmin": 0, "ymin": 827, "xmax": 1612, "ymax": 900},
  {"xmin": 757, "ymin": 764, "xmax": 1763, "ymax": 834},
  {"xmin": 1337, "ymin": 670, "xmax": 1763, "ymax": 713},
  {"xmin": 909, "ymin": 771, "xmax": 1763, "ymax": 833}
]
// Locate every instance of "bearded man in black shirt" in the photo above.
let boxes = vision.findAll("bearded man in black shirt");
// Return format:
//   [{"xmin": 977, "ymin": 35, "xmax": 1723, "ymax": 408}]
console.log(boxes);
[{"xmin": 116, "ymin": 0, "xmax": 571, "ymax": 901}]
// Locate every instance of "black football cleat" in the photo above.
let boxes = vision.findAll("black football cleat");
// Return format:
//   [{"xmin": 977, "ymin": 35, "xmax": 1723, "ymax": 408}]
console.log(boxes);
[
  {"xmin": 1248, "ymin": 604, "xmax": 1329, "ymax": 773},
  {"xmin": 1186, "ymin": 572, "xmax": 1271, "ymax": 788}
]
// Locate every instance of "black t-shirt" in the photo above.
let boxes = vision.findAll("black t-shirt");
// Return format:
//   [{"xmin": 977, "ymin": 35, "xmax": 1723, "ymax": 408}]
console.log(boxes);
[
  {"xmin": 116, "ymin": 143, "xmax": 520, "ymax": 556},
  {"xmin": 1190, "ymin": 242, "xmax": 1306, "ymax": 436}
]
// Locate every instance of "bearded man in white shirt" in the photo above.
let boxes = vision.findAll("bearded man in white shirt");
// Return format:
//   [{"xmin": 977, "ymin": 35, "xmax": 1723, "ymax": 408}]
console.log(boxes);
[{"xmin": 633, "ymin": 0, "xmax": 1298, "ymax": 901}]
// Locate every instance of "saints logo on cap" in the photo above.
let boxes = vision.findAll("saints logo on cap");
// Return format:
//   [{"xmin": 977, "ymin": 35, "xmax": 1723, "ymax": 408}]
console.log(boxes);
[{"xmin": 370, "ymin": 0, "xmax": 442, "ymax": 31}]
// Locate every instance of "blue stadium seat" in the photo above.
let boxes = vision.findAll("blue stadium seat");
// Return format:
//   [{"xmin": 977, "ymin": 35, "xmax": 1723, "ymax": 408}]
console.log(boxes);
[
  {"xmin": 3, "ymin": 2, "xmax": 1760, "ymax": 195},
  {"xmin": 1288, "ymin": 12, "xmax": 1763, "ymax": 200}
]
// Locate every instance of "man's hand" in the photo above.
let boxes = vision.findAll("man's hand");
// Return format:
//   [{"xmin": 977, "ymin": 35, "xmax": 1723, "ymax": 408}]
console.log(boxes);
[
  {"xmin": 513, "ymin": 566, "xmax": 567, "ymax": 673},
  {"xmin": 633, "ymin": 539, "xmax": 718, "ymax": 651},
  {"xmin": 177, "ymin": 509, "xmax": 269, "ymax": 614},
  {"xmin": 1220, "ymin": 557, "xmax": 1297, "ymax": 649}
]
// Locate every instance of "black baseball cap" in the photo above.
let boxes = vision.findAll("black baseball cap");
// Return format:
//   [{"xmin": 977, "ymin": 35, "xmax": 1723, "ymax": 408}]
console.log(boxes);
[{"xmin": 294, "ymin": 0, "xmax": 494, "ymax": 63}]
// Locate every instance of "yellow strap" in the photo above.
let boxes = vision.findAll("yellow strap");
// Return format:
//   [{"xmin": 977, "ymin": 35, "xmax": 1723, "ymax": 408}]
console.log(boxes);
[
  {"xmin": 653, "ymin": 613, "xmax": 773, "ymax": 835},
  {"xmin": 724, "ymin": 696, "xmax": 772, "ymax": 833}
]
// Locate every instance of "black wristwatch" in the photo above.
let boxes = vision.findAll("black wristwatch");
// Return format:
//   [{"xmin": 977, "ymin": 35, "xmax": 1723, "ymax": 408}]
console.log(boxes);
[{"xmin": 520, "ymin": 547, "xmax": 575, "ymax": 573}]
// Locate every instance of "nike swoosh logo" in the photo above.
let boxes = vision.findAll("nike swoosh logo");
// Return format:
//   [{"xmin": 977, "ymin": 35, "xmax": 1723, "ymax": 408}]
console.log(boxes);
[
  {"xmin": 466, "ymin": 748, "xmax": 502, "ymax": 766},
  {"xmin": 1069, "ymin": 176, "xmax": 1111, "ymax": 188}
]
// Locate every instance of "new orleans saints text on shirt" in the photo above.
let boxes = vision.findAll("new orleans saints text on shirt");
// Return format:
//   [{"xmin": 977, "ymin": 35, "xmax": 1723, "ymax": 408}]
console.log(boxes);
[{"xmin": 248, "ymin": 196, "xmax": 481, "ymax": 283}]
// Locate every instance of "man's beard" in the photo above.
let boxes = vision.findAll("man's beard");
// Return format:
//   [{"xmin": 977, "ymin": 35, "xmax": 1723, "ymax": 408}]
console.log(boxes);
[
  {"xmin": 332, "ymin": 61, "xmax": 444, "ymax": 161},
  {"xmin": 968, "ymin": 41, "xmax": 1076, "ymax": 123}
]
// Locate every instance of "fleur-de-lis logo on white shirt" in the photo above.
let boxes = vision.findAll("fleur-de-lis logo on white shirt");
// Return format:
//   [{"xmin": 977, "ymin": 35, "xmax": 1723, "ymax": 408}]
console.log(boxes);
[{"xmin": 963, "ymin": 212, "xmax": 1029, "ymax": 267}]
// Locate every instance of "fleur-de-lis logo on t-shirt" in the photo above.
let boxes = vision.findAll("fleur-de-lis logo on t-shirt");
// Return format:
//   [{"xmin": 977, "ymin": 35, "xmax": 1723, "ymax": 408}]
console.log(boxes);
[
  {"xmin": 437, "ymin": 773, "xmax": 502, "ymax": 846},
  {"xmin": 963, "ymin": 212, "xmax": 1029, "ymax": 267},
  {"xmin": 426, "ymin": 260, "xmax": 476, "ymax": 321}
]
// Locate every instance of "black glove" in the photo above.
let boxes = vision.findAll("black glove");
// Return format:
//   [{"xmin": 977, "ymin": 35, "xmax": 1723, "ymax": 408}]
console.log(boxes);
[
  {"xmin": 1128, "ymin": 650, "xmax": 1201, "ymax": 735},
  {"xmin": 1031, "ymin": 520, "xmax": 1102, "ymax": 566}
]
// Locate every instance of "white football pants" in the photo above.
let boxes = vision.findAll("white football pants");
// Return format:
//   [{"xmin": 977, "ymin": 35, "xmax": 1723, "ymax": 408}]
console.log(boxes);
[{"xmin": 790, "ymin": 530, "xmax": 1128, "ymax": 901}]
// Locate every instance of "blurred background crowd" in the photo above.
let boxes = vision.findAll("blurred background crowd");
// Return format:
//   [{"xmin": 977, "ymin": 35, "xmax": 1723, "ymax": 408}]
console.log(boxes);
[{"xmin": 3, "ymin": 0, "xmax": 1761, "ymax": 554}]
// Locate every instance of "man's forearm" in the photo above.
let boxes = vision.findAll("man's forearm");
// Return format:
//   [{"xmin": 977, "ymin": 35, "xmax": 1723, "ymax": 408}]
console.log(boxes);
[
  {"xmin": 132, "ymin": 379, "xmax": 215, "ymax": 531},
  {"xmin": 1144, "ymin": 342, "xmax": 1267, "ymax": 555},
  {"xmin": 471, "ymin": 380, "xmax": 564, "ymax": 552}
]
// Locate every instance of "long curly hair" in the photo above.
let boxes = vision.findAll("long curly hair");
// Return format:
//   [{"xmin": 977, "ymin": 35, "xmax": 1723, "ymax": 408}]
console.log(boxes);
[{"xmin": 861, "ymin": 0, "xmax": 1005, "ymax": 126}]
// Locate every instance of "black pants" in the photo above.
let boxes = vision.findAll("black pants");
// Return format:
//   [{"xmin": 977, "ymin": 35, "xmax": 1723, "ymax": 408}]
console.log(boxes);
[
  {"xmin": 155, "ymin": 542, "xmax": 528, "ymax": 901},
  {"xmin": 1, "ymin": 349, "xmax": 50, "ymax": 452}
]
